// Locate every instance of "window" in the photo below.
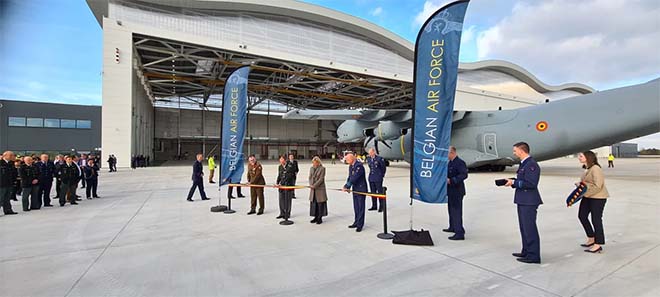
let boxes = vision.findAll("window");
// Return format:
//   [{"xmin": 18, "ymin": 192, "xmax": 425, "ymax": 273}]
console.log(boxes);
[
  {"xmin": 26, "ymin": 118, "xmax": 44, "ymax": 127},
  {"xmin": 76, "ymin": 120, "xmax": 92, "ymax": 129},
  {"xmin": 8, "ymin": 117, "xmax": 26, "ymax": 127},
  {"xmin": 61, "ymin": 119, "xmax": 76, "ymax": 128},
  {"xmin": 44, "ymin": 119, "xmax": 60, "ymax": 128}
]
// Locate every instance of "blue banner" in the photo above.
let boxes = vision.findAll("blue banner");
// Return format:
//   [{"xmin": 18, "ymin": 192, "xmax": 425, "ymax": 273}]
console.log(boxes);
[
  {"xmin": 220, "ymin": 66, "xmax": 251, "ymax": 186},
  {"xmin": 411, "ymin": 1, "xmax": 469, "ymax": 203}
]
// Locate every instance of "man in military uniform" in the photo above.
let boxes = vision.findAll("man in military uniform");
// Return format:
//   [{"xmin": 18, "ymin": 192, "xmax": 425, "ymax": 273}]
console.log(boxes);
[
  {"xmin": 187, "ymin": 154, "xmax": 209, "ymax": 201},
  {"xmin": 343, "ymin": 152, "xmax": 368, "ymax": 232},
  {"xmin": 288, "ymin": 153, "xmax": 299, "ymax": 198},
  {"xmin": 0, "ymin": 151, "xmax": 19, "ymax": 215},
  {"xmin": 19, "ymin": 156, "xmax": 41, "ymax": 211},
  {"xmin": 59, "ymin": 156, "xmax": 79, "ymax": 206},
  {"xmin": 367, "ymin": 148, "xmax": 386, "ymax": 212},
  {"xmin": 276, "ymin": 155, "xmax": 296, "ymax": 222},
  {"xmin": 504, "ymin": 142, "xmax": 543, "ymax": 264},
  {"xmin": 445, "ymin": 146, "xmax": 468, "ymax": 240},
  {"xmin": 35, "ymin": 154, "xmax": 55, "ymax": 207},
  {"xmin": 246, "ymin": 154, "xmax": 266, "ymax": 215}
]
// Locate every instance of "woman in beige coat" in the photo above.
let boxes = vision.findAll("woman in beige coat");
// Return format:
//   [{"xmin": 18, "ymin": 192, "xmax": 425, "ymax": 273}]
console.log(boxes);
[
  {"xmin": 577, "ymin": 151, "xmax": 609, "ymax": 253},
  {"xmin": 309, "ymin": 157, "xmax": 328, "ymax": 224}
]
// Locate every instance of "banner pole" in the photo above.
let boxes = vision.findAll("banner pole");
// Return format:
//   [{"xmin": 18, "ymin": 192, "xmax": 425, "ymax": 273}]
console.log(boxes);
[
  {"xmin": 224, "ymin": 185, "xmax": 236, "ymax": 214},
  {"xmin": 377, "ymin": 187, "xmax": 394, "ymax": 240}
]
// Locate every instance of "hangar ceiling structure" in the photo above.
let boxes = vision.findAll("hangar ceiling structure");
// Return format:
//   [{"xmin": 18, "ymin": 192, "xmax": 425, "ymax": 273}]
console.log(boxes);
[{"xmin": 89, "ymin": 0, "xmax": 593, "ymax": 113}]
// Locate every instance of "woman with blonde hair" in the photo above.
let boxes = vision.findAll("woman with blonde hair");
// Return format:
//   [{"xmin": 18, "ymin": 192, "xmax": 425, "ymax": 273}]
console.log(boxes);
[
  {"xmin": 577, "ymin": 151, "xmax": 609, "ymax": 253},
  {"xmin": 308, "ymin": 156, "xmax": 328, "ymax": 224}
]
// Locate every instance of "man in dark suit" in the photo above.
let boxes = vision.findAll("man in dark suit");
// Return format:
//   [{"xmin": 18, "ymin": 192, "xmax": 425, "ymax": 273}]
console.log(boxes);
[
  {"xmin": 1, "ymin": 151, "xmax": 19, "ymax": 215},
  {"xmin": 276, "ymin": 155, "xmax": 296, "ymax": 222},
  {"xmin": 343, "ymin": 152, "xmax": 368, "ymax": 232},
  {"xmin": 187, "ymin": 154, "xmax": 209, "ymax": 201},
  {"xmin": 444, "ymin": 146, "xmax": 468, "ymax": 240},
  {"xmin": 19, "ymin": 156, "xmax": 41, "ymax": 211},
  {"xmin": 367, "ymin": 148, "xmax": 386, "ymax": 212},
  {"xmin": 83, "ymin": 159, "xmax": 100, "ymax": 199},
  {"xmin": 35, "ymin": 154, "xmax": 56, "ymax": 207},
  {"xmin": 288, "ymin": 153, "xmax": 299, "ymax": 199},
  {"xmin": 505, "ymin": 142, "xmax": 543, "ymax": 264}
]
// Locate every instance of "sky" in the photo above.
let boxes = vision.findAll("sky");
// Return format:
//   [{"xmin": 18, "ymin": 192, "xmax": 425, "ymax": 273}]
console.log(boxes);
[{"xmin": 0, "ymin": 0, "xmax": 658, "ymax": 148}]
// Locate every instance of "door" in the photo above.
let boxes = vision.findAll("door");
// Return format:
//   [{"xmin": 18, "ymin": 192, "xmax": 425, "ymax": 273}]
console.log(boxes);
[{"xmin": 483, "ymin": 133, "xmax": 498, "ymax": 157}]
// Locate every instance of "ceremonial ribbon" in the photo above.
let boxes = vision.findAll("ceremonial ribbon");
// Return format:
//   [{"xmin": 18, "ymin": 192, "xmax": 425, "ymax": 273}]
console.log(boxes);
[{"xmin": 227, "ymin": 184, "xmax": 387, "ymax": 199}]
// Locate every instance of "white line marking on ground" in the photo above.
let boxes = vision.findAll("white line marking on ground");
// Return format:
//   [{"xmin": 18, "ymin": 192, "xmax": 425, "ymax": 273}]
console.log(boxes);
[
  {"xmin": 564, "ymin": 254, "xmax": 573, "ymax": 258},
  {"xmin": 512, "ymin": 274, "xmax": 522, "ymax": 279},
  {"xmin": 541, "ymin": 263, "xmax": 550, "ymax": 268},
  {"xmin": 487, "ymin": 284, "xmax": 500, "ymax": 290}
]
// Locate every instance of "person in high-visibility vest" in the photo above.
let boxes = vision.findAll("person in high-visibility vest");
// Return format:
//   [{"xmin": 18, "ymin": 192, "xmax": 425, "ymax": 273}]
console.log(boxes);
[
  {"xmin": 607, "ymin": 154, "xmax": 615, "ymax": 168},
  {"xmin": 208, "ymin": 155, "xmax": 217, "ymax": 183}
]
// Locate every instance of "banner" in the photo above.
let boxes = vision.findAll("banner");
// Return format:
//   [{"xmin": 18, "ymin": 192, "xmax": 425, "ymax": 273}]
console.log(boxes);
[
  {"xmin": 411, "ymin": 1, "xmax": 469, "ymax": 203},
  {"xmin": 220, "ymin": 66, "xmax": 251, "ymax": 186}
]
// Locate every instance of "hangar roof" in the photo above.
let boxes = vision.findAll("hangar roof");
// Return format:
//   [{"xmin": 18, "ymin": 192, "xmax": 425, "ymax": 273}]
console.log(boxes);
[{"xmin": 87, "ymin": 0, "xmax": 594, "ymax": 111}]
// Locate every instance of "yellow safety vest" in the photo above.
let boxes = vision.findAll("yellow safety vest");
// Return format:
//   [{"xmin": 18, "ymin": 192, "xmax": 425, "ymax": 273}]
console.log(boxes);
[{"xmin": 208, "ymin": 157, "xmax": 216, "ymax": 168}]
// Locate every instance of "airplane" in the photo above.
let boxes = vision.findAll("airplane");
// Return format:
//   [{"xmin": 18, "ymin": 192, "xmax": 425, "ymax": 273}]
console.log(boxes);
[{"xmin": 283, "ymin": 78, "xmax": 660, "ymax": 171}]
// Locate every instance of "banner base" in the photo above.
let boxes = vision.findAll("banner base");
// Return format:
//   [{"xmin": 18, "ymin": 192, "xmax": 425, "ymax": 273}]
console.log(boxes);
[
  {"xmin": 210, "ymin": 205, "xmax": 228, "ymax": 212},
  {"xmin": 392, "ymin": 229, "xmax": 434, "ymax": 246},
  {"xmin": 377, "ymin": 232, "xmax": 395, "ymax": 240},
  {"xmin": 279, "ymin": 219, "xmax": 294, "ymax": 225},
  {"xmin": 223, "ymin": 209, "xmax": 236, "ymax": 214}
]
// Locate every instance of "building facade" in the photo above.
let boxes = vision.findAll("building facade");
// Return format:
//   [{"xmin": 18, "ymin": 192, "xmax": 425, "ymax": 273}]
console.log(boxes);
[{"xmin": 0, "ymin": 100, "xmax": 102, "ymax": 156}]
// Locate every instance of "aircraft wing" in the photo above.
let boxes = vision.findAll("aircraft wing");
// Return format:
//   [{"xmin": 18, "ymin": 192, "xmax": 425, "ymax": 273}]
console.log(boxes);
[{"xmin": 283, "ymin": 109, "xmax": 410, "ymax": 121}]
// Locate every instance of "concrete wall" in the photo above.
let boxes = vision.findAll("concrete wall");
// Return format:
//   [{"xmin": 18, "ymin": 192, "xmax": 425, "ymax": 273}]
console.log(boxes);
[
  {"xmin": 0, "ymin": 100, "xmax": 101, "ymax": 153},
  {"xmin": 101, "ymin": 17, "xmax": 134, "ymax": 168},
  {"xmin": 132, "ymin": 68, "xmax": 154, "ymax": 160}
]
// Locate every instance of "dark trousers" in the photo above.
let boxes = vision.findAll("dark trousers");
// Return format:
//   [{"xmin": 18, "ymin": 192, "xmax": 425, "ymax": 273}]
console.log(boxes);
[
  {"xmin": 81, "ymin": 177, "xmax": 86, "ymax": 188},
  {"xmin": 228, "ymin": 185, "xmax": 243, "ymax": 198},
  {"xmin": 517, "ymin": 204, "xmax": 541, "ymax": 261},
  {"xmin": 369, "ymin": 181, "xmax": 384, "ymax": 210},
  {"xmin": 578, "ymin": 198, "xmax": 607, "ymax": 244},
  {"xmin": 608, "ymin": 161, "xmax": 614, "ymax": 168},
  {"xmin": 250, "ymin": 187, "xmax": 265, "ymax": 211},
  {"xmin": 292, "ymin": 177, "xmax": 297, "ymax": 198},
  {"xmin": 448, "ymin": 194, "xmax": 465, "ymax": 236},
  {"xmin": 278, "ymin": 189, "xmax": 293, "ymax": 219},
  {"xmin": 60, "ymin": 183, "xmax": 77, "ymax": 205},
  {"xmin": 22, "ymin": 186, "xmax": 40, "ymax": 211},
  {"xmin": 353, "ymin": 194, "xmax": 366, "ymax": 228},
  {"xmin": 39, "ymin": 181, "xmax": 53, "ymax": 206},
  {"xmin": 55, "ymin": 178, "xmax": 62, "ymax": 198},
  {"xmin": 85, "ymin": 179, "xmax": 98, "ymax": 198},
  {"xmin": 187, "ymin": 179, "xmax": 207, "ymax": 200},
  {"xmin": 0, "ymin": 187, "xmax": 14, "ymax": 214}
]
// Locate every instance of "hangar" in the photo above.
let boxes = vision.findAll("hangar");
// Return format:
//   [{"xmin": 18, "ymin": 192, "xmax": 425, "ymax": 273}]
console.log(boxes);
[{"xmin": 86, "ymin": 0, "xmax": 593, "ymax": 167}]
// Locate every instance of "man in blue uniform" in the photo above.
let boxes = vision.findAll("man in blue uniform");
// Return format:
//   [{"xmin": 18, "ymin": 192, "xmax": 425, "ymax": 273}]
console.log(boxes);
[
  {"xmin": 35, "ymin": 154, "xmax": 56, "ymax": 207},
  {"xmin": 505, "ymin": 142, "xmax": 543, "ymax": 264},
  {"xmin": 445, "ymin": 146, "xmax": 468, "ymax": 240},
  {"xmin": 343, "ymin": 152, "xmax": 367, "ymax": 232},
  {"xmin": 367, "ymin": 148, "xmax": 386, "ymax": 212},
  {"xmin": 187, "ymin": 154, "xmax": 209, "ymax": 201}
]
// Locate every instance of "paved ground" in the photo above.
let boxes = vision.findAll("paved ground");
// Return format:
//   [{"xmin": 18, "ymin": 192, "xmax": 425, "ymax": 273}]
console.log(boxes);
[{"xmin": 1, "ymin": 158, "xmax": 658, "ymax": 297}]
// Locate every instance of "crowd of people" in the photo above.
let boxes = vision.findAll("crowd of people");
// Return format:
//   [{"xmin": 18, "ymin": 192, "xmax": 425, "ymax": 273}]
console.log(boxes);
[
  {"xmin": 1, "ymin": 151, "xmax": 103, "ymax": 215},
  {"xmin": 131, "ymin": 155, "xmax": 150, "ymax": 169},
  {"xmin": 186, "ymin": 141, "xmax": 610, "ymax": 264}
]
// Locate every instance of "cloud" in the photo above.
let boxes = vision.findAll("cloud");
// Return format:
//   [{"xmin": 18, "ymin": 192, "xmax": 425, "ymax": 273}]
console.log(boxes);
[
  {"xmin": 461, "ymin": 25, "xmax": 476, "ymax": 44},
  {"xmin": 475, "ymin": 0, "xmax": 660, "ymax": 89},
  {"xmin": 369, "ymin": 6, "xmax": 383, "ymax": 17},
  {"xmin": 414, "ymin": 0, "xmax": 452, "ymax": 26}
]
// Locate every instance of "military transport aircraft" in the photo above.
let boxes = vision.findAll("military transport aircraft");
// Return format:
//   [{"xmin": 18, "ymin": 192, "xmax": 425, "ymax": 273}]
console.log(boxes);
[{"xmin": 284, "ymin": 79, "xmax": 660, "ymax": 171}]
